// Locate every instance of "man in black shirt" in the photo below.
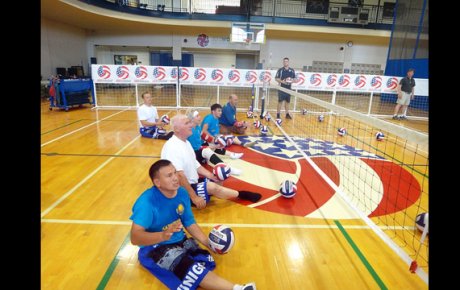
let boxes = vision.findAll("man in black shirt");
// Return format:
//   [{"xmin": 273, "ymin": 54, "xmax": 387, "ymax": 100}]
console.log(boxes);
[
  {"xmin": 275, "ymin": 57, "xmax": 296, "ymax": 119},
  {"xmin": 393, "ymin": 68, "xmax": 416, "ymax": 120}
]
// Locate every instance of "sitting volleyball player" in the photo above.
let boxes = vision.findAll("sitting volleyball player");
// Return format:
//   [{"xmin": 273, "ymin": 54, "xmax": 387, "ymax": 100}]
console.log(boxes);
[
  {"xmin": 131, "ymin": 159, "xmax": 256, "ymax": 290},
  {"xmin": 161, "ymin": 114, "xmax": 262, "ymax": 209},
  {"xmin": 137, "ymin": 91, "xmax": 174, "ymax": 140},
  {"xmin": 186, "ymin": 108, "xmax": 243, "ymax": 176},
  {"xmin": 202, "ymin": 103, "xmax": 255, "ymax": 148},
  {"xmin": 218, "ymin": 94, "xmax": 249, "ymax": 135}
]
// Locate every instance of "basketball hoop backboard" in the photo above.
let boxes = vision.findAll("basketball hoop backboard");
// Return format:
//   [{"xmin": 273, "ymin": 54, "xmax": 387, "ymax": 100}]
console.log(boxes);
[{"xmin": 230, "ymin": 22, "xmax": 265, "ymax": 44}]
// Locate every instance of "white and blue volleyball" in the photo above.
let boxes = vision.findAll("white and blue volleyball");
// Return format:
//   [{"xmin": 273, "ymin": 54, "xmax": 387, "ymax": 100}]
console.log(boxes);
[
  {"xmin": 415, "ymin": 212, "xmax": 428, "ymax": 233},
  {"xmin": 279, "ymin": 180, "xmax": 297, "ymax": 198},
  {"xmin": 213, "ymin": 163, "xmax": 231, "ymax": 181},
  {"xmin": 275, "ymin": 118, "xmax": 282, "ymax": 126},
  {"xmin": 265, "ymin": 113, "xmax": 271, "ymax": 122},
  {"xmin": 160, "ymin": 114, "xmax": 170, "ymax": 124},
  {"xmin": 253, "ymin": 120, "xmax": 261, "ymax": 128},
  {"xmin": 302, "ymin": 109, "xmax": 308, "ymax": 115},
  {"xmin": 260, "ymin": 125, "xmax": 268, "ymax": 135},
  {"xmin": 318, "ymin": 114, "xmax": 324, "ymax": 122},
  {"xmin": 208, "ymin": 224, "xmax": 235, "ymax": 254},
  {"xmin": 337, "ymin": 127, "xmax": 347, "ymax": 136},
  {"xmin": 246, "ymin": 110, "xmax": 254, "ymax": 118},
  {"xmin": 375, "ymin": 131, "xmax": 385, "ymax": 141}
]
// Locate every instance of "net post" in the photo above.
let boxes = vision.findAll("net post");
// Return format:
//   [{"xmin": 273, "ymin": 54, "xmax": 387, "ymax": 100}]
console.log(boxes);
[
  {"xmin": 135, "ymin": 83, "xmax": 139, "ymax": 108},
  {"xmin": 367, "ymin": 91, "xmax": 374, "ymax": 115}
]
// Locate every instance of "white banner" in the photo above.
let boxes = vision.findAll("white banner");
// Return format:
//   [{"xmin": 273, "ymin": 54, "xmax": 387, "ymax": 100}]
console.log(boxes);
[{"xmin": 91, "ymin": 65, "xmax": 428, "ymax": 96}]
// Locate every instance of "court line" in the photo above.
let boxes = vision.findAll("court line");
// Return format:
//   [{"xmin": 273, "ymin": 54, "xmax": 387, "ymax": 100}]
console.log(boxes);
[
  {"xmin": 41, "ymin": 109, "xmax": 129, "ymax": 147},
  {"xmin": 40, "ymin": 219, "xmax": 416, "ymax": 230},
  {"xmin": 41, "ymin": 119, "xmax": 83, "ymax": 135},
  {"xmin": 334, "ymin": 220, "xmax": 388, "ymax": 290},
  {"xmin": 41, "ymin": 152, "xmax": 160, "ymax": 159},
  {"xmin": 96, "ymin": 233, "xmax": 131, "ymax": 290},
  {"xmin": 41, "ymin": 135, "xmax": 141, "ymax": 218}
]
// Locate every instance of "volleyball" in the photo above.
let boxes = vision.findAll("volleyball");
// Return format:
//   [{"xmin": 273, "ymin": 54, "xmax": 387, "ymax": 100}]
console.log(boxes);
[
  {"xmin": 275, "ymin": 118, "xmax": 282, "ymax": 126},
  {"xmin": 253, "ymin": 120, "xmax": 261, "ymax": 128},
  {"xmin": 279, "ymin": 180, "xmax": 297, "ymax": 198},
  {"xmin": 160, "ymin": 114, "xmax": 170, "ymax": 124},
  {"xmin": 247, "ymin": 111, "xmax": 254, "ymax": 118},
  {"xmin": 338, "ymin": 127, "xmax": 347, "ymax": 136},
  {"xmin": 318, "ymin": 114, "xmax": 324, "ymax": 122},
  {"xmin": 260, "ymin": 125, "xmax": 268, "ymax": 135},
  {"xmin": 302, "ymin": 109, "xmax": 307, "ymax": 115},
  {"xmin": 265, "ymin": 113, "xmax": 271, "ymax": 122},
  {"xmin": 213, "ymin": 163, "xmax": 231, "ymax": 181},
  {"xmin": 208, "ymin": 224, "xmax": 235, "ymax": 254},
  {"xmin": 415, "ymin": 212, "xmax": 428, "ymax": 233},
  {"xmin": 376, "ymin": 131, "xmax": 385, "ymax": 141}
]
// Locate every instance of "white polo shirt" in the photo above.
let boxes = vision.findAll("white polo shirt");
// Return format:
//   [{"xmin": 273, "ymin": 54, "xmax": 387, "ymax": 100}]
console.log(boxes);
[
  {"xmin": 161, "ymin": 135, "xmax": 201, "ymax": 184},
  {"xmin": 137, "ymin": 104, "xmax": 158, "ymax": 128}
]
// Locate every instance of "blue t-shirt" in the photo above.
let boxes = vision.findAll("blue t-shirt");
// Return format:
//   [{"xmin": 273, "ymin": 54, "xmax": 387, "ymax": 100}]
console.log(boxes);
[
  {"xmin": 188, "ymin": 125, "xmax": 203, "ymax": 151},
  {"xmin": 130, "ymin": 186, "xmax": 195, "ymax": 247},
  {"xmin": 201, "ymin": 114, "xmax": 220, "ymax": 136},
  {"xmin": 219, "ymin": 102, "xmax": 236, "ymax": 126}
]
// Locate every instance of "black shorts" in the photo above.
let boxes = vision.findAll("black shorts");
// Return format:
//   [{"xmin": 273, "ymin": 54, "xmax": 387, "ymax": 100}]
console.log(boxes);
[
  {"xmin": 278, "ymin": 91, "xmax": 291, "ymax": 103},
  {"xmin": 194, "ymin": 149, "xmax": 206, "ymax": 164}
]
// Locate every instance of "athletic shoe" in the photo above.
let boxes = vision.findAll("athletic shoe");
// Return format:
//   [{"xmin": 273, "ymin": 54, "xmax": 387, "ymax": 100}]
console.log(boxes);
[
  {"xmin": 234, "ymin": 283, "xmax": 257, "ymax": 290},
  {"xmin": 276, "ymin": 113, "xmax": 280, "ymax": 119},
  {"xmin": 399, "ymin": 115, "xmax": 407, "ymax": 120},
  {"xmin": 230, "ymin": 152, "xmax": 244, "ymax": 159},
  {"xmin": 286, "ymin": 113, "xmax": 292, "ymax": 119},
  {"xmin": 392, "ymin": 115, "xmax": 399, "ymax": 120}
]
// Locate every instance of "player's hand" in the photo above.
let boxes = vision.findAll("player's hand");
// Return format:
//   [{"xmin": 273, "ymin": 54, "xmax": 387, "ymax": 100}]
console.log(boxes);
[
  {"xmin": 411, "ymin": 95, "xmax": 414, "ymax": 100},
  {"xmin": 162, "ymin": 220, "xmax": 183, "ymax": 240},
  {"xmin": 192, "ymin": 196, "xmax": 207, "ymax": 209},
  {"xmin": 397, "ymin": 93, "xmax": 402, "ymax": 99}
]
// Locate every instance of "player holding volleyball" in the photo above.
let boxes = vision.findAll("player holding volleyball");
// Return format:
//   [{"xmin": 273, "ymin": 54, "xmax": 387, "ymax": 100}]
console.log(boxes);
[
  {"xmin": 130, "ymin": 159, "xmax": 256, "ymax": 290},
  {"xmin": 186, "ymin": 108, "xmax": 243, "ymax": 176},
  {"xmin": 161, "ymin": 114, "xmax": 261, "ymax": 209},
  {"xmin": 137, "ymin": 91, "xmax": 174, "ymax": 140}
]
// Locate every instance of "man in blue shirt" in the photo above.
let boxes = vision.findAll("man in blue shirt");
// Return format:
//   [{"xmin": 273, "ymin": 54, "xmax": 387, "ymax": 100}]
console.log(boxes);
[
  {"xmin": 275, "ymin": 57, "xmax": 296, "ymax": 119},
  {"xmin": 130, "ymin": 159, "xmax": 256, "ymax": 290},
  {"xmin": 202, "ymin": 103, "xmax": 255, "ymax": 148},
  {"xmin": 219, "ymin": 94, "xmax": 248, "ymax": 135}
]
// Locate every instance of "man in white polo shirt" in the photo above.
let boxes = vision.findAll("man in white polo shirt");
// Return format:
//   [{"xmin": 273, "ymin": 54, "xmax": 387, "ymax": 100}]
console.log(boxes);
[
  {"xmin": 161, "ymin": 114, "xmax": 261, "ymax": 209},
  {"xmin": 137, "ymin": 91, "xmax": 174, "ymax": 140}
]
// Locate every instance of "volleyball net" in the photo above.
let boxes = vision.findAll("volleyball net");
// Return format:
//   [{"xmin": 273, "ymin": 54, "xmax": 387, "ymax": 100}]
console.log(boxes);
[{"xmin": 260, "ymin": 83, "xmax": 428, "ymax": 283}]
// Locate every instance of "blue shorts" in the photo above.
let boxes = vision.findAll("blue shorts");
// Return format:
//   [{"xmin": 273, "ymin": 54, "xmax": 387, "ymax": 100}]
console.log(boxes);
[
  {"xmin": 278, "ymin": 91, "xmax": 291, "ymax": 103},
  {"xmin": 191, "ymin": 178, "xmax": 210, "ymax": 203},
  {"xmin": 140, "ymin": 126, "xmax": 158, "ymax": 138},
  {"xmin": 138, "ymin": 238, "xmax": 215, "ymax": 290}
]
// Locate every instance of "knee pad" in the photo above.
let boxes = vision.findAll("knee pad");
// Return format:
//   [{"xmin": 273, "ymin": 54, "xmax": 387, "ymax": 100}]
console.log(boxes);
[{"xmin": 201, "ymin": 147, "xmax": 214, "ymax": 160}]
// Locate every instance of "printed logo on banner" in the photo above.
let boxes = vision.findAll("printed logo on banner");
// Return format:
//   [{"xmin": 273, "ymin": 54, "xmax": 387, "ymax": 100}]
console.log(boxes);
[
  {"xmin": 228, "ymin": 70, "xmax": 240, "ymax": 82},
  {"xmin": 97, "ymin": 65, "xmax": 111, "ymax": 79},
  {"xmin": 309, "ymin": 73, "xmax": 322, "ymax": 86},
  {"xmin": 211, "ymin": 69, "xmax": 223, "ymax": 82},
  {"xmin": 171, "ymin": 67, "xmax": 178, "ymax": 79},
  {"xmin": 338, "ymin": 75, "xmax": 350, "ymax": 87},
  {"xmin": 354, "ymin": 75, "xmax": 367, "ymax": 88},
  {"xmin": 327, "ymin": 74, "xmax": 337, "ymax": 87},
  {"xmin": 194, "ymin": 68, "xmax": 207, "ymax": 81},
  {"xmin": 153, "ymin": 67, "xmax": 166, "ymax": 80},
  {"xmin": 386, "ymin": 77, "xmax": 398, "ymax": 90},
  {"xmin": 294, "ymin": 72, "xmax": 305, "ymax": 85},
  {"xmin": 259, "ymin": 71, "xmax": 272, "ymax": 83},
  {"xmin": 246, "ymin": 71, "xmax": 258, "ymax": 83},
  {"xmin": 116, "ymin": 66, "xmax": 130, "ymax": 79},
  {"xmin": 179, "ymin": 68, "xmax": 189, "ymax": 80},
  {"xmin": 370, "ymin": 76, "xmax": 382, "ymax": 89},
  {"xmin": 134, "ymin": 66, "xmax": 148, "ymax": 79}
]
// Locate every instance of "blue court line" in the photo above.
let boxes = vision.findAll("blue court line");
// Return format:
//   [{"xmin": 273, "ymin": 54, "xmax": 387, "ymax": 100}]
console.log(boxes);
[
  {"xmin": 334, "ymin": 220, "xmax": 388, "ymax": 290},
  {"xmin": 41, "ymin": 119, "xmax": 83, "ymax": 135},
  {"xmin": 96, "ymin": 233, "xmax": 131, "ymax": 290}
]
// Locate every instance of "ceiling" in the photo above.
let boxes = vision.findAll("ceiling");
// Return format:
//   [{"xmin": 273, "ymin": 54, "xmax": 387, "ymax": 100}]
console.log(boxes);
[{"xmin": 41, "ymin": 0, "xmax": 390, "ymax": 45}]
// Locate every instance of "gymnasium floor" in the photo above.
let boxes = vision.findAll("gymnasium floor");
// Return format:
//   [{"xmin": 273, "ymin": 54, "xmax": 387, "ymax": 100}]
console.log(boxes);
[{"xmin": 41, "ymin": 99, "xmax": 428, "ymax": 289}]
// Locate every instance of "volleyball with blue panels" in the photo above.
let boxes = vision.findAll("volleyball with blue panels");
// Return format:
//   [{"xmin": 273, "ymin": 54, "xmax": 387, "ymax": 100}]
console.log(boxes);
[
  {"xmin": 214, "ymin": 135, "xmax": 227, "ymax": 148},
  {"xmin": 337, "ymin": 127, "xmax": 347, "ymax": 136},
  {"xmin": 318, "ymin": 114, "xmax": 324, "ymax": 122},
  {"xmin": 279, "ymin": 180, "xmax": 297, "ymax": 198},
  {"xmin": 160, "ymin": 114, "xmax": 170, "ymax": 124},
  {"xmin": 213, "ymin": 163, "xmax": 231, "ymax": 181},
  {"xmin": 260, "ymin": 125, "xmax": 268, "ymax": 135},
  {"xmin": 415, "ymin": 212, "xmax": 428, "ymax": 233},
  {"xmin": 375, "ymin": 131, "xmax": 385, "ymax": 141},
  {"xmin": 208, "ymin": 224, "xmax": 235, "ymax": 254},
  {"xmin": 275, "ymin": 118, "xmax": 282, "ymax": 126},
  {"xmin": 302, "ymin": 109, "xmax": 308, "ymax": 115}
]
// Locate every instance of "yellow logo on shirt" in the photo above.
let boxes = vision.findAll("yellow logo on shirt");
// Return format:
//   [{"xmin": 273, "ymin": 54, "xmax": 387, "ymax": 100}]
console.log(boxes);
[{"xmin": 176, "ymin": 203, "xmax": 184, "ymax": 215}]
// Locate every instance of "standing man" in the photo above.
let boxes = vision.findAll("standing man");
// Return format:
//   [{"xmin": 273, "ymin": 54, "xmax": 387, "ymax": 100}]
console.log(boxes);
[
  {"xmin": 130, "ymin": 159, "xmax": 256, "ymax": 290},
  {"xmin": 137, "ymin": 91, "xmax": 174, "ymax": 140},
  {"xmin": 275, "ymin": 57, "xmax": 296, "ymax": 119},
  {"xmin": 393, "ymin": 68, "xmax": 416, "ymax": 120}
]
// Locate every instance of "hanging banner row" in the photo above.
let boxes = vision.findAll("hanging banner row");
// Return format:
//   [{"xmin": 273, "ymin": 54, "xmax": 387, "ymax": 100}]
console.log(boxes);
[{"xmin": 91, "ymin": 65, "xmax": 428, "ymax": 96}]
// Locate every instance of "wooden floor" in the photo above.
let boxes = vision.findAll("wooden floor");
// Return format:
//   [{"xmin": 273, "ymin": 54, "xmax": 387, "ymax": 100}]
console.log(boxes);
[{"xmin": 41, "ymin": 101, "xmax": 428, "ymax": 290}]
